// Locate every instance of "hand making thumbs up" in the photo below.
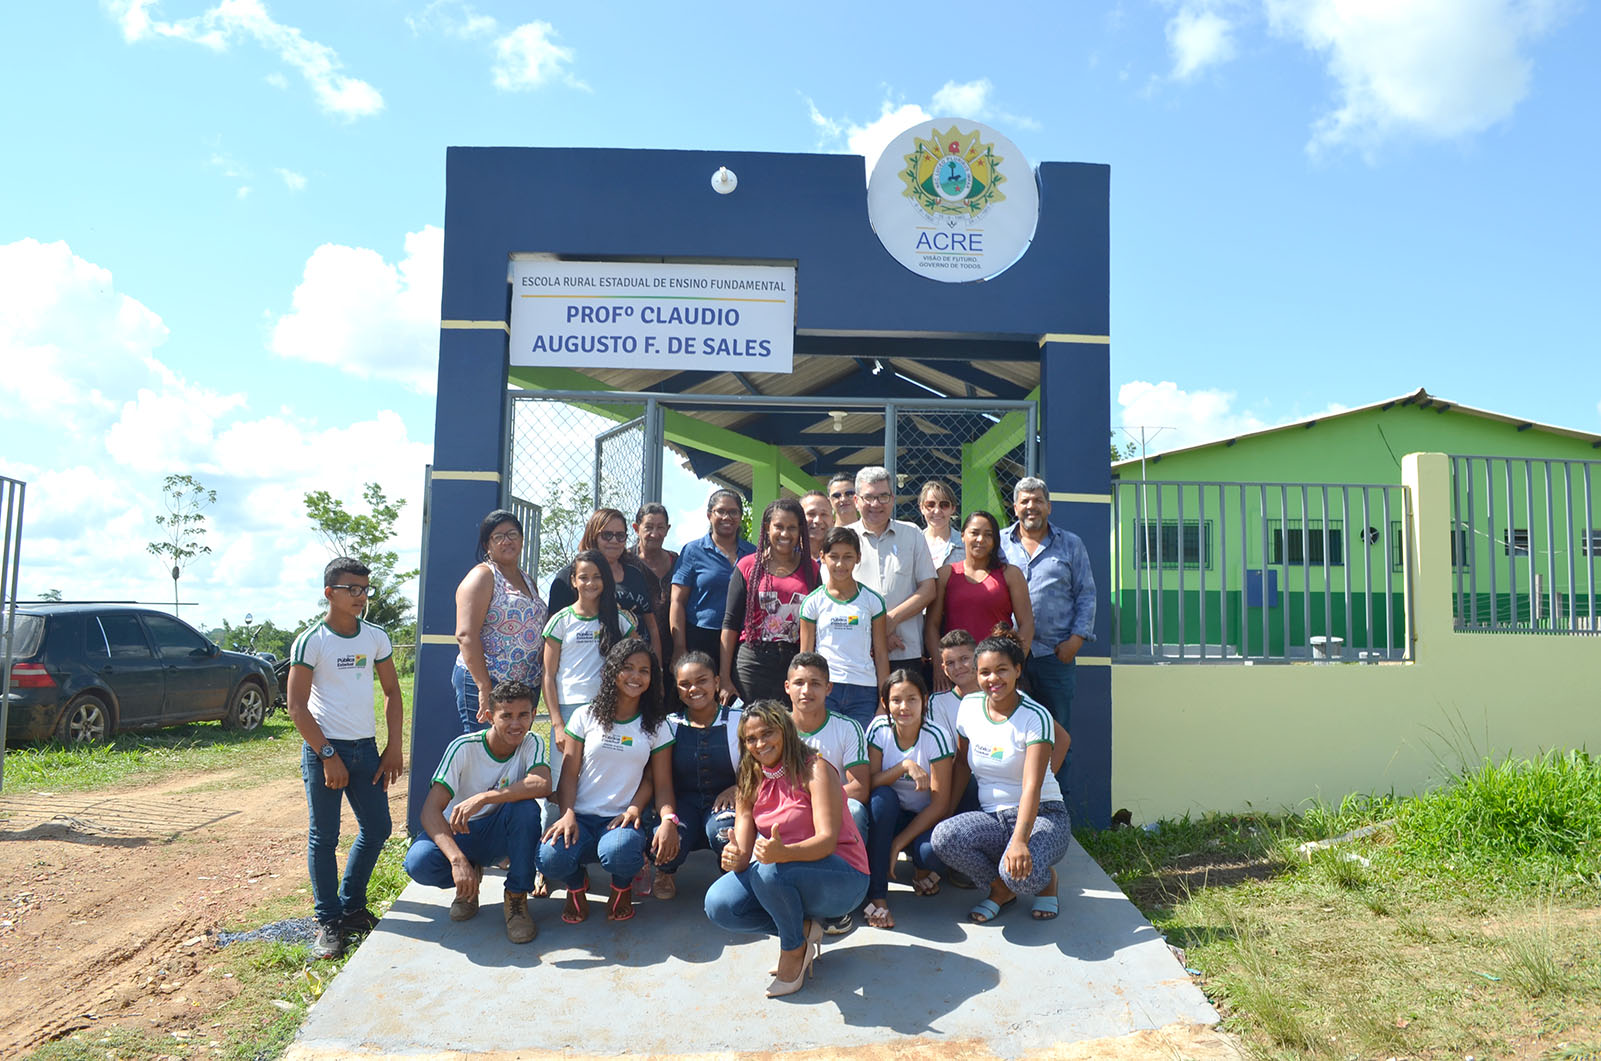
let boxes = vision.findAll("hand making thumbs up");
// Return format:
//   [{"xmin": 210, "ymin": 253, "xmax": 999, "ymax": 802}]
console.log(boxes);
[{"xmin": 754, "ymin": 824, "xmax": 787, "ymax": 865}]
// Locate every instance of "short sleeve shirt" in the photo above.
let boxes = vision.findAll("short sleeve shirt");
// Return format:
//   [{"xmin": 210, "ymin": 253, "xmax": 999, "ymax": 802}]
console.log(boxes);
[
  {"xmin": 866, "ymin": 718, "xmax": 954, "ymax": 813},
  {"xmin": 795, "ymin": 711, "xmax": 868, "ymax": 778},
  {"xmin": 927, "ymin": 690, "xmax": 962, "ymax": 741},
  {"xmin": 542, "ymin": 607, "xmax": 636, "ymax": 706},
  {"xmin": 849, "ymin": 519, "xmax": 938, "ymax": 658},
  {"xmin": 672, "ymin": 534, "xmax": 756, "ymax": 629},
  {"xmin": 563, "ymin": 704, "xmax": 675, "ymax": 817},
  {"xmin": 290, "ymin": 620, "xmax": 392, "ymax": 740},
  {"xmin": 431, "ymin": 730, "xmax": 548, "ymax": 821},
  {"xmin": 955, "ymin": 691, "xmax": 1062, "ymax": 812},
  {"xmin": 799, "ymin": 584, "xmax": 886, "ymax": 688}
]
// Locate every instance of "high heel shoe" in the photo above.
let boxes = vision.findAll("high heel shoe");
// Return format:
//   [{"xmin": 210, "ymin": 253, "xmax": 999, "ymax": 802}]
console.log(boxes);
[
  {"xmin": 770, "ymin": 919, "xmax": 827, "ymax": 976},
  {"xmin": 765, "ymin": 941, "xmax": 817, "ymax": 998}
]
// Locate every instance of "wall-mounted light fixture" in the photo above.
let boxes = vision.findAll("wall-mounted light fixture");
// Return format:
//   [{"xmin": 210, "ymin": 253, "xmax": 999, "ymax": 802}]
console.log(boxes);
[{"xmin": 711, "ymin": 167, "xmax": 738, "ymax": 195}]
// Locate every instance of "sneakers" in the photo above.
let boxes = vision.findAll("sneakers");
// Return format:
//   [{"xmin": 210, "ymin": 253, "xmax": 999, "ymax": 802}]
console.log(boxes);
[
  {"xmin": 821, "ymin": 913, "xmax": 853, "ymax": 935},
  {"xmin": 504, "ymin": 891, "xmax": 537, "ymax": 944},
  {"xmin": 311, "ymin": 921, "xmax": 345, "ymax": 960},
  {"xmin": 341, "ymin": 907, "xmax": 380, "ymax": 936}
]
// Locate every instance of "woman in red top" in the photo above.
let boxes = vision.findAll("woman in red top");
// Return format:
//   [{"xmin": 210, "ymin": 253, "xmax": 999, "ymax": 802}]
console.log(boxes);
[
  {"xmin": 703, "ymin": 699, "xmax": 870, "ymax": 997},
  {"xmin": 924, "ymin": 511, "xmax": 1034, "ymax": 689},
  {"xmin": 719, "ymin": 498, "xmax": 818, "ymax": 707}
]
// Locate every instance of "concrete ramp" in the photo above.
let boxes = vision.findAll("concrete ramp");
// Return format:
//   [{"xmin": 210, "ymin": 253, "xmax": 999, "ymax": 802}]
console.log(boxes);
[{"xmin": 287, "ymin": 839, "xmax": 1218, "ymax": 1059}]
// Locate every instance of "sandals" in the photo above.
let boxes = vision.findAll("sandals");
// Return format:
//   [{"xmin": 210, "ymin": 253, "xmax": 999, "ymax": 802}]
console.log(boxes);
[
  {"xmin": 607, "ymin": 883, "xmax": 635, "ymax": 922},
  {"xmin": 561, "ymin": 876, "xmax": 590, "ymax": 924},
  {"xmin": 968, "ymin": 897, "xmax": 1015, "ymax": 924},
  {"xmin": 862, "ymin": 900, "xmax": 895, "ymax": 930},
  {"xmin": 1033, "ymin": 869, "xmax": 1060, "ymax": 920},
  {"xmin": 912, "ymin": 870, "xmax": 942, "ymax": 897},
  {"xmin": 531, "ymin": 872, "xmax": 550, "ymax": 899}
]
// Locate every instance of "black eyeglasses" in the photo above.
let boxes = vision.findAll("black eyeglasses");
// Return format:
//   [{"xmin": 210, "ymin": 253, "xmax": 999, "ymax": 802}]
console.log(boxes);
[{"xmin": 331, "ymin": 584, "xmax": 374, "ymax": 598}]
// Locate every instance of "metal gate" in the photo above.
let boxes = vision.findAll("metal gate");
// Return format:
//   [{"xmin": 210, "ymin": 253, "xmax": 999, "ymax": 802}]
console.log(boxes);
[
  {"xmin": 0, "ymin": 474, "xmax": 28, "ymax": 790},
  {"xmin": 505, "ymin": 390, "xmax": 1036, "ymax": 538}
]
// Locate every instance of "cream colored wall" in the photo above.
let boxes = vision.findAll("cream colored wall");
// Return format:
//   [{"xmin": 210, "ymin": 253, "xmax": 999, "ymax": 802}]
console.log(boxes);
[{"xmin": 1111, "ymin": 453, "xmax": 1601, "ymax": 821}]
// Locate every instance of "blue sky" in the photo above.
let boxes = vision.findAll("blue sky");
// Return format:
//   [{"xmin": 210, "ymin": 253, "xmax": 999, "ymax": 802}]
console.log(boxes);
[{"xmin": 2, "ymin": 0, "xmax": 1596, "ymax": 629}]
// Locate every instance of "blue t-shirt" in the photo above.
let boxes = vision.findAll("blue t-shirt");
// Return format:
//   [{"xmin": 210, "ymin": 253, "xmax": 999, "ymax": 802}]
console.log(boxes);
[{"xmin": 671, "ymin": 533, "xmax": 756, "ymax": 629}]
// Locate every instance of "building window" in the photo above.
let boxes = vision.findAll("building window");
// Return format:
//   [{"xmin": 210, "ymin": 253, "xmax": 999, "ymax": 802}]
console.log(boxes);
[
  {"xmin": 1268, "ymin": 520, "xmax": 1344, "ymax": 567},
  {"xmin": 1389, "ymin": 522, "xmax": 1469, "ymax": 571},
  {"xmin": 1503, "ymin": 528, "xmax": 1529, "ymax": 557},
  {"xmin": 1135, "ymin": 519, "xmax": 1212, "ymax": 570},
  {"xmin": 1581, "ymin": 530, "xmax": 1601, "ymax": 558}
]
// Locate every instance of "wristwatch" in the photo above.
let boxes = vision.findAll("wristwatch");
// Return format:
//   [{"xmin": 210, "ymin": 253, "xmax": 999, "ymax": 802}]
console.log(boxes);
[{"xmin": 318, "ymin": 743, "xmax": 336, "ymax": 760}]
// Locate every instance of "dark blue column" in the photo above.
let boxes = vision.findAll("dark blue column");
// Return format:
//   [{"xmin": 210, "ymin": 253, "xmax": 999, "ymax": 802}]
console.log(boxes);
[
  {"xmin": 408, "ymin": 326, "xmax": 508, "ymax": 832},
  {"xmin": 1039, "ymin": 338, "xmax": 1112, "ymax": 829}
]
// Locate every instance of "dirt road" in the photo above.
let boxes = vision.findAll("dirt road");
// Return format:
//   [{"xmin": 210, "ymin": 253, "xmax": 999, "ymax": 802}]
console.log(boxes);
[{"xmin": 0, "ymin": 769, "xmax": 408, "ymax": 1058}]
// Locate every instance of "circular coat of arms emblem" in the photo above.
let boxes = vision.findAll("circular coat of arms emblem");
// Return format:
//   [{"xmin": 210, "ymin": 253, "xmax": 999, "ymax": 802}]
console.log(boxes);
[{"xmin": 867, "ymin": 118, "xmax": 1039, "ymax": 283}]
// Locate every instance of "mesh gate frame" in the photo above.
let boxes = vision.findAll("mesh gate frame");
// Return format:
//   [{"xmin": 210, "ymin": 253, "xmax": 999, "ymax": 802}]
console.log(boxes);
[{"xmin": 504, "ymin": 388, "xmax": 1037, "ymax": 524}]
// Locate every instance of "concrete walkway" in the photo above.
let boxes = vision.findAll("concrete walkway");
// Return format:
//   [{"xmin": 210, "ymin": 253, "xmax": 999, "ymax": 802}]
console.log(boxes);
[{"xmin": 287, "ymin": 838, "xmax": 1218, "ymax": 1059}]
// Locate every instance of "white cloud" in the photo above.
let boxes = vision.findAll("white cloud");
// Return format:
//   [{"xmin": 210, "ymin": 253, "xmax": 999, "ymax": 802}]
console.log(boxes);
[
  {"xmin": 1264, "ymin": 0, "xmax": 1570, "ymax": 155},
  {"xmin": 1167, "ymin": 7, "xmax": 1238, "ymax": 79},
  {"xmin": 1116, "ymin": 380, "xmax": 1269, "ymax": 454},
  {"xmin": 491, "ymin": 21, "xmax": 583, "ymax": 91},
  {"xmin": 276, "ymin": 167, "xmax": 307, "ymax": 191},
  {"xmin": 236, "ymin": 185, "xmax": 250, "ymax": 199},
  {"xmin": 265, "ymin": 71, "xmax": 287, "ymax": 89},
  {"xmin": 268, "ymin": 225, "xmax": 442, "ymax": 393},
  {"xmin": 0, "ymin": 237, "xmax": 431, "ymax": 626},
  {"xmin": 105, "ymin": 0, "xmax": 384, "ymax": 120},
  {"xmin": 407, "ymin": 0, "xmax": 497, "ymax": 39},
  {"xmin": 807, "ymin": 80, "xmax": 1038, "ymax": 178}
]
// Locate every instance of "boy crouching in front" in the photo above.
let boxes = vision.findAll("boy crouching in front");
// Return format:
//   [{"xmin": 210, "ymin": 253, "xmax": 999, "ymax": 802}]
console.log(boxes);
[{"xmin": 405, "ymin": 679, "xmax": 552, "ymax": 943}]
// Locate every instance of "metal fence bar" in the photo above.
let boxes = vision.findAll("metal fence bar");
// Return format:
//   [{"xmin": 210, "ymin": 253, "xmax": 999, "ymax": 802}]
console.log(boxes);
[
  {"xmin": 1563, "ymin": 461, "xmax": 1576, "ymax": 631},
  {"xmin": 1543, "ymin": 460, "xmax": 1556, "ymax": 626},
  {"xmin": 1176, "ymin": 483, "xmax": 1186, "ymax": 659},
  {"xmin": 1484, "ymin": 459, "xmax": 1497, "ymax": 630},
  {"xmin": 1134, "ymin": 482, "xmax": 1148, "ymax": 657},
  {"xmin": 1523, "ymin": 459, "xmax": 1536, "ymax": 626},
  {"xmin": 1110, "ymin": 490, "xmax": 1121, "ymax": 660},
  {"xmin": 1320, "ymin": 484, "xmax": 1333, "ymax": 652},
  {"xmin": 1342, "ymin": 486, "xmax": 1354, "ymax": 652},
  {"xmin": 1218, "ymin": 483, "xmax": 1229, "ymax": 658},
  {"xmin": 1361, "ymin": 487, "xmax": 1374, "ymax": 651},
  {"xmin": 1260, "ymin": 484, "xmax": 1271, "ymax": 660},
  {"xmin": 1587, "ymin": 463, "xmax": 1596, "ymax": 628},
  {"xmin": 1154, "ymin": 483, "xmax": 1166, "ymax": 652},
  {"xmin": 1465, "ymin": 457, "xmax": 1478, "ymax": 627},
  {"xmin": 0, "ymin": 476, "xmax": 26, "ymax": 791},
  {"xmin": 1504, "ymin": 459, "xmax": 1517, "ymax": 627},
  {"xmin": 1381, "ymin": 486, "xmax": 1394, "ymax": 658}
]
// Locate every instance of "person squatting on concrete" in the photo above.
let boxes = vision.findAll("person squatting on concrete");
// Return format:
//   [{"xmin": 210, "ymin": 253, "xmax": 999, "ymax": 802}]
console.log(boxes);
[{"xmin": 404, "ymin": 679, "xmax": 552, "ymax": 943}]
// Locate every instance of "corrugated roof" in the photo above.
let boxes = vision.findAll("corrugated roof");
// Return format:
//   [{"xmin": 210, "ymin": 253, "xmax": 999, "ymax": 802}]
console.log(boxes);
[{"xmin": 1113, "ymin": 386, "xmax": 1601, "ymax": 469}]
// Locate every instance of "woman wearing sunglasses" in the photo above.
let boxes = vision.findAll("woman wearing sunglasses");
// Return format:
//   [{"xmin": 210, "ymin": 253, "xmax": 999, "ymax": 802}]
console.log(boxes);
[{"xmin": 548, "ymin": 508, "xmax": 663, "ymax": 660}]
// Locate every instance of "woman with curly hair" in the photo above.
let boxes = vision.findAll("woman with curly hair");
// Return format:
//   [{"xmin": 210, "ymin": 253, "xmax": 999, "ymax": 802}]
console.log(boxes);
[
  {"xmin": 719, "ymin": 498, "xmax": 817, "ymax": 707},
  {"xmin": 703, "ymin": 699, "xmax": 870, "ymax": 998},
  {"xmin": 548, "ymin": 508, "xmax": 663, "ymax": 658},
  {"xmin": 538, "ymin": 638, "xmax": 679, "ymax": 923}
]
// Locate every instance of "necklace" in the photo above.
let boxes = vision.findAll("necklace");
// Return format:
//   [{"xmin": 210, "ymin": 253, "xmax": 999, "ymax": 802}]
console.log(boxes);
[{"xmin": 761, "ymin": 764, "xmax": 786, "ymax": 780}]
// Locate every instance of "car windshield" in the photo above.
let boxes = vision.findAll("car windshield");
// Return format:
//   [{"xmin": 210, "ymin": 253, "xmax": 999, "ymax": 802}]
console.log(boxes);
[{"xmin": 2, "ymin": 614, "xmax": 46, "ymax": 659}]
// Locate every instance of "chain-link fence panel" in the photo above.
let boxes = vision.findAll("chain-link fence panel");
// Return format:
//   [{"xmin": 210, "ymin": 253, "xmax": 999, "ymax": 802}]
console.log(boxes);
[
  {"xmin": 507, "ymin": 397, "xmax": 643, "ymax": 581},
  {"xmin": 595, "ymin": 417, "xmax": 646, "ymax": 522},
  {"xmin": 893, "ymin": 405, "xmax": 1031, "ymax": 524}
]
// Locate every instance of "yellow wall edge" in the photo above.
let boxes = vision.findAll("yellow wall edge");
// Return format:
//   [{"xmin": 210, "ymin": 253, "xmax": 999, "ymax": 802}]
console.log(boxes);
[
  {"xmin": 1050, "ymin": 491, "xmax": 1111, "ymax": 505},
  {"xmin": 419, "ymin": 634, "xmax": 458, "ymax": 646},
  {"xmin": 441, "ymin": 320, "xmax": 510, "ymax": 333},
  {"xmin": 432, "ymin": 470, "xmax": 501, "ymax": 482},
  {"xmin": 1038, "ymin": 333, "xmax": 1111, "ymax": 346}
]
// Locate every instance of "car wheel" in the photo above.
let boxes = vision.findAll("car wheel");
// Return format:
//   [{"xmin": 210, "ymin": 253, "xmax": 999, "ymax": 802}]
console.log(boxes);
[
  {"xmin": 223, "ymin": 681, "xmax": 268, "ymax": 732},
  {"xmin": 56, "ymin": 694, "xmax": 113, "ymax": 744}
]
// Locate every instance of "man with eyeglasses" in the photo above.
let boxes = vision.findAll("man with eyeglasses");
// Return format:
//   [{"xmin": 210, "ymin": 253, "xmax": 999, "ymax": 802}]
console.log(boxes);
[
  {"xmin": 827, "ymin": 473, "xmax": 859, "ymax": 527},
  {"xmin": 846, "ymin": 466, "xmax": 937, "ymax": 673},
  {"xmin": 287, "ymin": 556, "xmax": 405, "ymax": 959}
]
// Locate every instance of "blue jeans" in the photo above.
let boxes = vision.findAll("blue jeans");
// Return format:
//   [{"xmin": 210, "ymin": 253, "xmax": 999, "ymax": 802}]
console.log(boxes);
[
  {"xmin": 704, "ymin": 856, "xmax": 870, "ymax": 951},
  {"xmin": 537, "ymin": 811, "xmax": 648, "ymax": 890},
  {"xmin": 866, "ymin": 786, "xmax": 944, "ymax": 900},
  {"xmin": 301, "ymin": 739, "xmax": 392, "ymax": 926},
  {"xmin": 403, "ymin": 799, "xmax": 540, "ymax": 895},
  {"xmin": 826, "ymin": 682, "xmax": 879, "ymax": 730},
  {"xmin": 1026, "ymin": 653, "xmax": 1076, "ymax": 791},
  {"xmin": 451, "ymin": 662, "xmax": 484, "ymax": 733},
  {"xmin": 660, "ymin": 794, "xmax": 736, "ymax": 874}
]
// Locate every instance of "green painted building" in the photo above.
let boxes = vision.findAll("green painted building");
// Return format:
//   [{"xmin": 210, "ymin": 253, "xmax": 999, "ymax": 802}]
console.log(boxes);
[{"xmin": 1110, "ymin": 388, "xmax": 1601, "ymax": 660}]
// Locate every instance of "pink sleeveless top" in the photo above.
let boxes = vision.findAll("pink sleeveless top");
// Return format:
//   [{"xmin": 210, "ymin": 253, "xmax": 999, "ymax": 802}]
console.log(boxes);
[
  {"xmin": 942, "ymin": 561, "xmax": 1014, "ymax": 641},
  {"xmin": 752, "ymin": 767, "xmax": 869, "ymax": 875}
]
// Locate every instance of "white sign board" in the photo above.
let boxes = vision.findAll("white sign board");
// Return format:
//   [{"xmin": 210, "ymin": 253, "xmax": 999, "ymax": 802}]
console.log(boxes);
[
  {"xmin": 510, "ymin": 260, "xmax": 796, "ymax": 373},
  {"xmin": 867, "ymin": 118, "xmax": 1039, "ymax": 283}
]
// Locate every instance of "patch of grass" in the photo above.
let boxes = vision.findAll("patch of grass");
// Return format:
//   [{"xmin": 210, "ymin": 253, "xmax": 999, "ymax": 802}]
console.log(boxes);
[
  {"xmin": 3, "ymin": 715, "xmax": 302, "ymax": 794},
  {"xmin": 25, "ymin": 1027, "xmax": 173, "ymax": 1061}
]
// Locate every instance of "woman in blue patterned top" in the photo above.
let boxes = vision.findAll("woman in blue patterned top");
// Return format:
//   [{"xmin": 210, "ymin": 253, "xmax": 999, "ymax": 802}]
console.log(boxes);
[{"xmin": 452, "ymin": 510, "xmax": 548, "ymax": 733}]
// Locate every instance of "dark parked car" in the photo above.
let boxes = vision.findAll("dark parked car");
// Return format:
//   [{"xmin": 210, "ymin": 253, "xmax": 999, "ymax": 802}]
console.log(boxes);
[{"xmin": 3, "ymin": 603, "xmax": 281, "ymax": 743}]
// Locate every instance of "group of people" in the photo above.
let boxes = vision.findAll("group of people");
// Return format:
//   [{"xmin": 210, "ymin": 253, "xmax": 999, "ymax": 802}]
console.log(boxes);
[{"xmin": 286, "ymin": 469, "xmax": 1096, "ymax": 997}]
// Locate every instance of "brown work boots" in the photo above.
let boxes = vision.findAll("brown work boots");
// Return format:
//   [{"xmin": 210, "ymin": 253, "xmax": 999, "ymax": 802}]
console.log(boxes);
[{"xmin": 503, "ymin": 891, "xmax": 537, "ymax": 943}]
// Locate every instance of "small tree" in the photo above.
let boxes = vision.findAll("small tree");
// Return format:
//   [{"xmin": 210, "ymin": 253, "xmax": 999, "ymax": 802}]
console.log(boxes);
[
  {"xmin": 536, "ymin": 480, "xmax": 594, "ymax": 579},
  {"xmin": 38, "ymin": 588, "xmax": 63, "ymax": 602},
  {"xmin": 147, "ymin": 473, "xmax": 216, "ymax": 617},
  {"xmin": 303, "ymin": 483, "xmax": 418, "ymax": 629}
]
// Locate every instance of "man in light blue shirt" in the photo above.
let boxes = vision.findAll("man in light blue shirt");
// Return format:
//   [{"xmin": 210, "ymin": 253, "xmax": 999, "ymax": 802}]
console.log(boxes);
[{"xmin": 999, "ymin": 477, "xmax": 1097, "ymax": 791}]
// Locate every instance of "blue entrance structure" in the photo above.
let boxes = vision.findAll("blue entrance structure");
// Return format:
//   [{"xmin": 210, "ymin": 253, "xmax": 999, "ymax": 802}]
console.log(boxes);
[{"xmin": 415, "ymin": 145, "xmax": 1112, "ymax": 828}]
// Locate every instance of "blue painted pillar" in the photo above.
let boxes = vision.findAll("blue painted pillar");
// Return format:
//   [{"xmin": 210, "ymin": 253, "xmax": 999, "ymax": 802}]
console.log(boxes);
[
  {"xmin": 1038, "ymin": 338, "xmax": 1112, "ymax": 829},
  {"xmin": 408, "ymin": 325, "xmax": 508, "ymax": 832}
]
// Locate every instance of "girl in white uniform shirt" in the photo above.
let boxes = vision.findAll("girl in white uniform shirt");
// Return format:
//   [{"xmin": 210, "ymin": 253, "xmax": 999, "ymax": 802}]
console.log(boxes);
[{"xmin": 930, "ymin": 628, "xmax": 1067, "ymax": 923}]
